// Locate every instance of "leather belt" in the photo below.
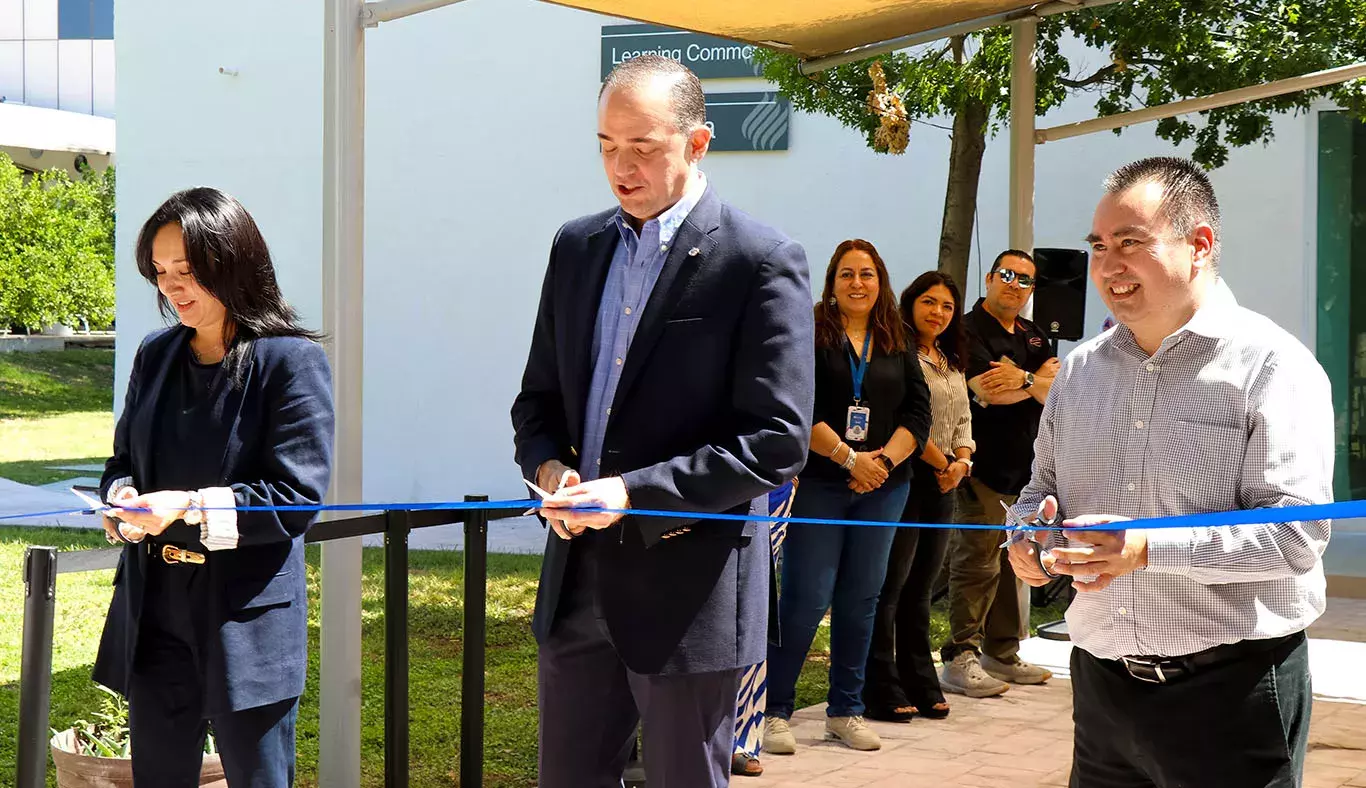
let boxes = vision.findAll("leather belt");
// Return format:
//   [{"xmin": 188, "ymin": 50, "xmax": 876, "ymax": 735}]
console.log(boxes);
[
  {"xmin": 149, "ymin": 542, "xmax": 205, "ymax": 565},
  {"xmin": 1116, "ymin": 632, "xmax": 1299, "ymax": 685}
]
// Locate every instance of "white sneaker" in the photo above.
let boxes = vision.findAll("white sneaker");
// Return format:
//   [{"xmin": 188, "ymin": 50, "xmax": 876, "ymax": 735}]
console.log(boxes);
[
  {"xmin": 763, "ymin": 716, "xmax": 796, "ymax": 755},
  {"xmin": 939, "ymin": 651, "xmax": 1010, "ymax": 698},
  {"xmin": 981, "ymin": 654, "xmax": 1053, "ymax": 685},
  {"xmin": 825, "ymin": 715, "xmax": 881, "ymax": 751}
]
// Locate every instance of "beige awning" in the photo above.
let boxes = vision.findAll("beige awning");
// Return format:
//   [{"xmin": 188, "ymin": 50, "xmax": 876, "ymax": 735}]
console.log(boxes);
[{"xmin": 542, "ymin": 0, "xmax": 1042, "ymax": 59}]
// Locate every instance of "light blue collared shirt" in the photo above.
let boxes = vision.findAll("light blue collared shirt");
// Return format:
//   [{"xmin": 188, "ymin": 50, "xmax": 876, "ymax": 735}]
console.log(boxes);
[{"xmin": 580, "ymin": 174, "xmax": 707, "ymax": 481}]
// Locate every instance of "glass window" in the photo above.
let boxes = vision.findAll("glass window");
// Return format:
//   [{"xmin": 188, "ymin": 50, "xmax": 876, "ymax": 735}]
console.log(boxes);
[{"xmin": 58, "ymin": 0, "xmax": 111, "ymax": 40}]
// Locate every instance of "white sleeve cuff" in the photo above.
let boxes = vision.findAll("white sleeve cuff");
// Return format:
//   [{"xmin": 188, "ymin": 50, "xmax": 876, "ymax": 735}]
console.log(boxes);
[
  {"xmin": 198, "ymin": 486, "xmax": 239, "ymax": 551},
  {"xmin": 105, "ymin": 477, "xmax": 135, "ymax": 503}
]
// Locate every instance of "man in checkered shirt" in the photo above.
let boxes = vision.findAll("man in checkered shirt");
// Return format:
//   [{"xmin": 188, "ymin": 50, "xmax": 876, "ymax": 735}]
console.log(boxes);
[{"xmin": 1009, "ymin": 156, "xmax": 1333, "ymax": 788}]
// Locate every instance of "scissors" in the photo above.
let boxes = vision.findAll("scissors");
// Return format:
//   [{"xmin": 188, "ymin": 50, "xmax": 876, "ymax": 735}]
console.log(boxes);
[
  {"xmin": 523, "ymin": 478, "xmax": 586, "ymax": 540},
  {"xmin": 71, "ymin": 487, "xmax": 109, "ymax": 517},
  {"xmin": 998, "ymin": 499, "xmax": 1061, "ymax": 580},
  {"xmin": 72, "ymin": 488, "xmax": 145, "ymax": 545}
]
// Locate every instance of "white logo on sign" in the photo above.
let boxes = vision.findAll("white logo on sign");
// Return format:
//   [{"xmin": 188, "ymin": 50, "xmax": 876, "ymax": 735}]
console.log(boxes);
[{"xmin": 740, "ymin": 94, "xmax": 788, "ymax": 151}]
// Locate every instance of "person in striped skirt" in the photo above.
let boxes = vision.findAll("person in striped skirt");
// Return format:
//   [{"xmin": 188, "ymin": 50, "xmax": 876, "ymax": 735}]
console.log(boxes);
[{"xmin": 731, "ymin": 478, "xmax": 798, "ymax": 777}]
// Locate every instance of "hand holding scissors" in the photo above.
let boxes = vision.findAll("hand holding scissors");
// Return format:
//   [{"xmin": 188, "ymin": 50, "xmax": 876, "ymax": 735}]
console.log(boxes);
[
  {"xmin": 1002, "ymin": 496, "xmax": 1061, "ymax": 587},
  {"xmin": 73, "ymin": 487, "xmax": 146, "ymax": 545}
]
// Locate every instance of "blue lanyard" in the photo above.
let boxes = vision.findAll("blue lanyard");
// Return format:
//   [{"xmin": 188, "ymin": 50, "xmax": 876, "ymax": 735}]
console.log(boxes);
[{"xmin": 847, "ymin": 331, "xmax": 872, "ymax": 404}]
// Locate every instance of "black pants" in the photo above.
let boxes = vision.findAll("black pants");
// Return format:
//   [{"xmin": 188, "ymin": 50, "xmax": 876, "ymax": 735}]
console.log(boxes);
[
  {"xmin": 863, "ymin": 461, "xmax": 954, "ymax": 710},
  {"xmin": 128, "ymin": 558, "xmax": 299, "ymax": 788},
  {"xmin": 537, "ymin": 580, "xmax": 740, "ymax": 788},
  {"xmin": 1070, "ymin": 633, "xmax": 1311, "ymax": 788}
]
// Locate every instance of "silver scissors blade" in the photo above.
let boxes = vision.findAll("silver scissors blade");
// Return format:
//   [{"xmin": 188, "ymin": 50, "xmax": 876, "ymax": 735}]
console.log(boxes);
[
  {"xmin": 999, "ymin": 501, "xmax": 1030, "ymax": 548},
  {"xmin": 71, "ymin": 487, "xmax": 108, "ymax": 514},
  {"xmin": 522, "ymin": 478, "xmax": 553, "ymax": 517}
]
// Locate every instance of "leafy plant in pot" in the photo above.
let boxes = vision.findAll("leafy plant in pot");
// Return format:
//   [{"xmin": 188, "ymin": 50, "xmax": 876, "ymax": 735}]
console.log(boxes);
[{"xmin": 50, "ymin": 684, "xmax": 226, "ymax": 787}]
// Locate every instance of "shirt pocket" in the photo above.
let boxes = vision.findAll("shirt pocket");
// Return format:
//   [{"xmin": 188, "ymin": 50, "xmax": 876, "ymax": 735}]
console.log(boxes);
[{"xmin": 1158, "ymin": 418, "xmax": 1246, "ymax": 512}]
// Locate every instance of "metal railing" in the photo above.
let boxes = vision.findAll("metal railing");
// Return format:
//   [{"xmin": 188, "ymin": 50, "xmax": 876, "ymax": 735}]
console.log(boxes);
[{"xmin": 15, "ymin": 495, "xmax": 517, "ymax": 788}]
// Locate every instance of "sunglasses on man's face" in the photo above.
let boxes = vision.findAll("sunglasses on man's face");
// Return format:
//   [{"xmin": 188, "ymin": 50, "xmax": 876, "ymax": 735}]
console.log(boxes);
[{"xmin": 993, "ymin": 269, "xmax": 1035, "ymax": 288}]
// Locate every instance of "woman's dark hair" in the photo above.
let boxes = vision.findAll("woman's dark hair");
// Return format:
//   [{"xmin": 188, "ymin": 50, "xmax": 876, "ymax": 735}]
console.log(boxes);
[
  {"xmin": 900, "ymin": 270, "xmax": 966, "ymax": 372},
  {"xmin": 814, "ymin": 239, "xmax": 907, "ymax": 354},
  {"xmin": 135, "ymin": 187, "xmax": 323, "ymax": 382}
]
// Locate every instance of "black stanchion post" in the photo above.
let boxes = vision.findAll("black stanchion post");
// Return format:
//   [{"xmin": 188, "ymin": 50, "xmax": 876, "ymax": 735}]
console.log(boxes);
[
  {"xmin": 384, "ymin": 509, "xmax": 411, "ymax": 788},
  {"xmin": 17, "ymin": 546, "xmax": 57, "ymax": 788},
  {"xmin": 461, "ymin": 495, "xmax": 489, "ymax": 788}
]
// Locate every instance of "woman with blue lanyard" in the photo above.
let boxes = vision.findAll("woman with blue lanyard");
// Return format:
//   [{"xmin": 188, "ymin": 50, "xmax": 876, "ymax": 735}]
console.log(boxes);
[
  {"xmin": 94, "ymin": 187, "xmax": 334, "ymax": 787},
  {"xmin": 731, "ymin": 478, "xmax": 798, "ymax": 777},
  {"xmin": 762, "ymin": 239, "xmax": 932, "ymax": 756}
]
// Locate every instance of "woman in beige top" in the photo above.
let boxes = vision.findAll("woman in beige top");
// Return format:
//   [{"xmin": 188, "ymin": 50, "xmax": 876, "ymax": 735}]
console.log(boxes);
[{"xmin": 863, "ymin": 271, "xmax": 975, "ymax": 722}]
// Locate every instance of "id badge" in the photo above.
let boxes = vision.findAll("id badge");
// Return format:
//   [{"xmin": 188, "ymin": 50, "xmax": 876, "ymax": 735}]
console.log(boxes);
[{"xmin": 845, "ymin": 405, "xmax": 870, "ymax": 442}]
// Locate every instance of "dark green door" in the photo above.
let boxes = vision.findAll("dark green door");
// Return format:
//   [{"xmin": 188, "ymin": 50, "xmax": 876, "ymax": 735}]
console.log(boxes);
[{"xmin": 1317, "ymin": 111, "xmax": 1366, "ymax": 502}]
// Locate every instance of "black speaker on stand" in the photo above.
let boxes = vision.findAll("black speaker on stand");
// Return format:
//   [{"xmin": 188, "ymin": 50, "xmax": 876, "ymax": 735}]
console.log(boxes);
[
  {"xmin": 1026, "ymin": 249, "xmax": 1089, "ymax": 640},
  {"xmin": 1031, "ymin": 248, "xmax": 1089, "ymax": 353}
]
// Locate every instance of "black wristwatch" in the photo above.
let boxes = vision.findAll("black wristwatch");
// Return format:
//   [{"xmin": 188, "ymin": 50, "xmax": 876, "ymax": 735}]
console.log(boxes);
[
  {"xmin": 875, "ymin": 455, "xmax": 895, "ymax": 473},
  {"xmin": 1021, "ymin": 371, "xmax": 1036, "ymax": 390}
]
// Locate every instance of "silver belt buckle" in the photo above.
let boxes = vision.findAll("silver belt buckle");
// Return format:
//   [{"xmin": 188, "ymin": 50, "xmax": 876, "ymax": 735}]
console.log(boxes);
[{"xmin": 1121, "ymin": 656, "xmax": 1168, "ymax": 684}]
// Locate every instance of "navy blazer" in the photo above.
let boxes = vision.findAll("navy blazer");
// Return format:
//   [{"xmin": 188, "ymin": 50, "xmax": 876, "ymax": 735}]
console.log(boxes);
[
  {"xmin": 511, "ymin": 186, "xmax": 816, "ymax": 675},
  {"xmin": 93, "ymin": 325, "xmax": 335, "ymax": 715}
]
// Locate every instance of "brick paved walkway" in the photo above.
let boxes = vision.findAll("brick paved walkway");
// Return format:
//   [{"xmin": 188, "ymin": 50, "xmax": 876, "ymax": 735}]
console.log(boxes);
[{"xmin": 755, "ymin": 598, "xmax": 1366, "ymax": 787}]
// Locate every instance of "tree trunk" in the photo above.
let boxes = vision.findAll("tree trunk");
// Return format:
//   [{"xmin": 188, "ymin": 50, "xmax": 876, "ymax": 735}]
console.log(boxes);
[{"xmin": 937, "ymin": 96, "xmax": 989, "ymax": 292}]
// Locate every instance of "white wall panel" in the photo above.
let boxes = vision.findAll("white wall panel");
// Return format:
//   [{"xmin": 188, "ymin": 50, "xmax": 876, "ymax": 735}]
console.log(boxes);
[
  {"xmin": 0, "ymin": 41, "xmax": 23, "ymax": 102},
  {"xmin": 91, "ymin": 38, "xmax": 112, "ymax": 116},
  {"xmin": 22, "ymin": 0, "xmax": 54, "ymax": 39},
  {"xmin": 0, "ymin": 0, "xmax": 25, "ymax": 40},
  {"xmin": 22, "ymin": 36, "xmax": 54, "ymax": 107},
  {"xmin": 57, "ymin": 38, "xmax": 91, "ymax": 113}
]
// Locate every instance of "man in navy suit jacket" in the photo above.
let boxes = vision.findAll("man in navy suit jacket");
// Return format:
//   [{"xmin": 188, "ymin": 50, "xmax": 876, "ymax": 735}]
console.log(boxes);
[{"xmin": 511, "ymin": 55, "xmax": 814, "ymax": 785}]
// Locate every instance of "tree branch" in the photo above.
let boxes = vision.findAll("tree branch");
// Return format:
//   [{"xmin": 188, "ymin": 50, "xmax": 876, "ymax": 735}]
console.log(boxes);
[{"xmin": 1059, "ymin": 63, "xmax": 1119, "ymax": 88}]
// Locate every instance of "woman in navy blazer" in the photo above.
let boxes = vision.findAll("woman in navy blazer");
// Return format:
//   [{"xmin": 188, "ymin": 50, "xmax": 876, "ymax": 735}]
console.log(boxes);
[{"xmin": 94, "ymin": 187, "xmax": 334, "ymax": 787}]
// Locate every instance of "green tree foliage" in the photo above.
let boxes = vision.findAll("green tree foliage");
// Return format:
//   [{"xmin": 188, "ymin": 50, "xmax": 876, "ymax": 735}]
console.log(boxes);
[
  {"xmin": 756, "ymin": 0, "xmax": 1366, "ymax": 286},
  {"xmin": 0, "ymin": 153, "xmax": 116, "ymax": 332}
]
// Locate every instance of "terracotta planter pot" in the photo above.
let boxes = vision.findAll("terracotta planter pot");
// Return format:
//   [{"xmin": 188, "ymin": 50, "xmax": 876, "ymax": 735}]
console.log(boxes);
[{"xmin": 50, "ymin": 730, "xmax": 226, "ymax": 787}]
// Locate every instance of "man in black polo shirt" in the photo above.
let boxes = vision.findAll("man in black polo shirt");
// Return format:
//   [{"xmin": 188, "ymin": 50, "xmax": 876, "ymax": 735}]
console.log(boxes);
[{"xmin": 940, "ymin": 250, "xmax": 1058, "ymax": 697}]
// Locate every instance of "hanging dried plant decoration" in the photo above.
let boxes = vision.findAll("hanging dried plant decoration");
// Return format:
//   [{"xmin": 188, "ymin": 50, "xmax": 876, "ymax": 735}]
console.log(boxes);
[{"xmin": 866, "ymin": 61, "xmax": 909, "ymax": 154}]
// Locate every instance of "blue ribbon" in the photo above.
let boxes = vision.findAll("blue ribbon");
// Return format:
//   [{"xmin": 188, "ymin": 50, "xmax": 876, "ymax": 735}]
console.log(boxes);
[{"xmin": 2, "ymin": 497, "xmax": 1364, "ymax": 533}]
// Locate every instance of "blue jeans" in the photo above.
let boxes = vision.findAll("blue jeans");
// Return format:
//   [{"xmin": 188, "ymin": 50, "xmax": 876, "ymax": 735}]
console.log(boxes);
[{"xmin": 765, "ymin": 476, "xmax": 910, "ymax": 719}]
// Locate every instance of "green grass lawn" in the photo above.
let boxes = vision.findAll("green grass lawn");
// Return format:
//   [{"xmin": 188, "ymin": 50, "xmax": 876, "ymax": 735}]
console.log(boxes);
[
  {"xmin": 0, "ymin": 529, "xmax": 550, "ymax": 787},
  {"xmin": 0, "ymin": 349, "xmax": 114, "ymax": 485},
  {"xmin": 0, "ymin": 350, "xmax": 1067, "ymax": 786}
]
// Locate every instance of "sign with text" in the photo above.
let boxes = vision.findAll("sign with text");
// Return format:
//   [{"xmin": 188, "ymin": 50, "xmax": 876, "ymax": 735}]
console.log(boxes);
[
  {"xmin": 601, "ymin": 23, "xmax": 763, "ymax": 80},
  {"xmin": 705, "ymin": 93, "xmax": 790, "ymax": 152}
]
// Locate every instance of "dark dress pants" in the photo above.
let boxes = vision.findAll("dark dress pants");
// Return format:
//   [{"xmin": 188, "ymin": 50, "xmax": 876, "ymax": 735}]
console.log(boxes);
[
  {"xmin": 538, "ymin": 575, "xmax": 741, "ymax": 788},
  {"xmin": 864, "ymin": 460, "xmax": 954, "ymax": 710},
  {"xmin": 127, "ymin": 559, "xmax": 299, "ymax": 788},
  {"xmin": 1069, "ymin": 632, "xmax": 1311, "ymax": 788}
]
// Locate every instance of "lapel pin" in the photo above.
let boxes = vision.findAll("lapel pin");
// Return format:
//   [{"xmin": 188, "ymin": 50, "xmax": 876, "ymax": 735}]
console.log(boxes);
[{"xmin": 688, "ymin": 247, "xmax": 700, "ymax": 257}]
